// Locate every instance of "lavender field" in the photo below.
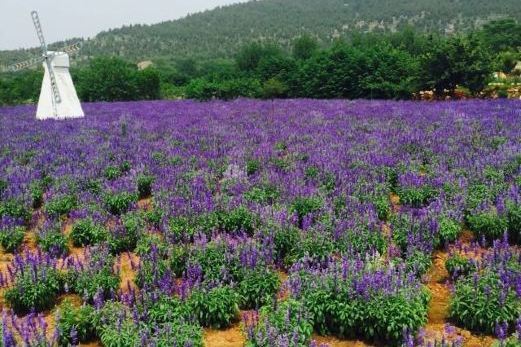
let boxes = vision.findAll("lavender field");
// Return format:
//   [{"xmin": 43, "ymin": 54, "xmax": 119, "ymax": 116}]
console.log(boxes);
[{"xmin": 0, "ymin": 99, "xmax": 520, "ymax": 347}]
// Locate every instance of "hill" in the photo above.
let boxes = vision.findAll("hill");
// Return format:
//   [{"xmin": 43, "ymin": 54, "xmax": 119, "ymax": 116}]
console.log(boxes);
[{"xmin": 1, "ymin": 0, "xmax": 520, "ymax": 66}]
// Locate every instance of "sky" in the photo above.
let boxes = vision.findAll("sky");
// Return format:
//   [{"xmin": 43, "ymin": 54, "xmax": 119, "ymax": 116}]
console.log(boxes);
[{"xmin": 0, "ymin": 0, "xmax": 247, "ymax": 50}]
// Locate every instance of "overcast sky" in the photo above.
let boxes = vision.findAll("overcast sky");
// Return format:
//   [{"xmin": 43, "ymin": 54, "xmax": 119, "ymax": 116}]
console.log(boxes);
[{"xmin": 0, "ymin": 0, "xmax": 247, "ymax": 50}]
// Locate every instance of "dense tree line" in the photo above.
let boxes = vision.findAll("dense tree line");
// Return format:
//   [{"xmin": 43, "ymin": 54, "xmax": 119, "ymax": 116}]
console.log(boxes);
[
  {"xmin": 181, "ymin": 19, "xmax": 520, "ymax": 100},
  {"xmin": 0, "ymin": 19, "xmax": 519, "ymax": 105}
]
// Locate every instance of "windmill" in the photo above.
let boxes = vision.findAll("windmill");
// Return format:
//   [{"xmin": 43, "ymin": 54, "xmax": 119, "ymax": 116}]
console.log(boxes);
[{"xmin": 4, "ymin": 11, "xmax": 84, "ymax": 120}]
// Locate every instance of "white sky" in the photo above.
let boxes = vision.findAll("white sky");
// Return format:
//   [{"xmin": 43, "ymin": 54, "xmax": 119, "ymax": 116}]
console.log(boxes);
[{"xmin": 0, "ymin": 0, "xmax": 248, "ymax": 50}]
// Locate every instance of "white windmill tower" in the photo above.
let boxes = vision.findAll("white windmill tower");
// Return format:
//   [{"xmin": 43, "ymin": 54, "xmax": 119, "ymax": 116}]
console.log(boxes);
[{"xmin": 5, "ymin": 11, "xmax": 84, "ymax": 120}]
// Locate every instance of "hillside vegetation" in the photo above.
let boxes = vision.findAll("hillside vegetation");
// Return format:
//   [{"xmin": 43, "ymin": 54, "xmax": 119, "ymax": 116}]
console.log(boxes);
[{"xmin": 1, "ymin": 0, "xmax": 520, "ymax": 65}]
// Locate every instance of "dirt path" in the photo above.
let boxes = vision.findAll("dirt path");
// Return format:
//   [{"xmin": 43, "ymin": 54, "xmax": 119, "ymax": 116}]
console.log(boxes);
[{"xmin": 422, "ymin": 232, "xmax": 496, "ymax": 347}]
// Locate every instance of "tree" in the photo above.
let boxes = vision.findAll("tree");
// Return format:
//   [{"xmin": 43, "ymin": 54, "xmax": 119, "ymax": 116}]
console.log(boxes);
[
  {"xmin": 422, "ymin": 35, "xmax": 493, "ymax": 96},
  {"xmin": 136, "ymin": 67, "xmax": 161, "ymax": 100},
  {"xmin": 76, "ymin": 57, "xmax": 139, "ymax": 102},
  {"xmin": 292, "ymin": 35, "xmax": 319, "ymax": 60},
  {"xmin": 261, "ymin": 78, "xmax": 288, "ymax": 99},
  {"xmin": 236, "ymin": 42, "xmax": 282, "ymax": 72},
  {"xmin": 480, "ymin": 19, "xmax": 521, "ymax": 53}
]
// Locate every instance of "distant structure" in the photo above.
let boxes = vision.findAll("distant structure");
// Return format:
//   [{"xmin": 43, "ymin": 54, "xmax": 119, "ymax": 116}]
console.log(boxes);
[{"xmin": 5, "ymin": 11, "xmax": 84, "ymax": 120}]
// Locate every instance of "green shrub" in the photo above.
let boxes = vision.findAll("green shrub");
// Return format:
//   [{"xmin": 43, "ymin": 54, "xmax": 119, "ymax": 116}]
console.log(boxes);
[
  {"xmin": 295, "ymin": 232, "xmax": 334, "ymax": 262},
  {"xmin": 373, "ymin": 196, "xmax": 391, "ymax": 221},
  {"xmin": 449, "ymin": 272, "xmax": 519, "ymax": 334},
  {"xmin": 168, "ymin": 245, "xmax": 189, "ymax": 277},
  {"xmin": 405, "ymin": 250, "xmax": 432, "ymax": 277},
  {"xmin": 0, "ymin": 226, "xmax": 25, "ymax": 252},
  {"xmin": 220, "ymin": 206, "xmax": 256, "ymax": 234},
  {"xmin": 70, "ymin": 218, "xmax": 108, "ymax": 247},
  {"xmin": 5, "ymin": 266, "xmax": 63, "ymax": 314},
  {"xmin": 244, "ymin": 184, "xmax": 279, "ymax": 204},
  {"xmin": 0, "ymin": 199, "xmax": 31, "ymax": 222},
  {"xmin": 396, "ymin": 185, "xmax": 437, "ymax": 208},
  {"xmin": 37, "ymin": 227, "xmax": 68, "ymax": 257},
  {"xmin": 246, "ymin": 159, "xmax": 261, "ymax": 176},
  {"xmin": 246, "ymin": 299, "xmax": 314, "ymax": 347},
  {"xmin": 0, "ymin": 179, "xmax": 7, "ymax": 197},
  {"xmin": 467, "ymin": 210, "xmax": 508, "ymax": 241},
  {"xmin": 108, "ymin": 212, "xmax": 144, "ymax": 253},
  {"xmin": 144, "ymin": 206, "xmax": 163, "ymax": 227},
  {"xmin": 506, "ymin": 202, "xmax": 521, "ymax": 244},
  {"xmin": 56, "ymin": 300, "xmax": 96, "ymax": 346},
  {"xmin": 29, "ymin": 180, "xmax": 44, "ymax": 208},
  {"xmin": 188, "ymin": 286, "xmax": 239, "ymax": 328},
  {"xmin": 104, "ymin": 191, "xmax": 137, "ymax": 215},
  {"xmin": 146, "ymin": 295, "xmax": 191, "ymax": 324},
  {"xmin": 137, "ymin": 174, "xmax": 155, "ymax": 198},
  {"xmin": 445, "ymin": 254, "xmax": 476, "ymax": 278},
  {"xmin": 272, "ymin": 225, "xmax": 300, "ymax": 265},
  {"xmin": 104, "ymin": 166, "xmax": 122, "ymax": 180},
  {"xmin": 73, "ymin": 264, "xmax": 119, "ymax": 303},
  {"xmin": 438, "ymin": 217, "xmax": 461, "ymax": 244},
  {"xmin": 238, "ymin": 269, "xmax": 280, "ymax": 309},
  {"xmin": 306, "ymin": 287, "xmax": 429, "ymax": 343},
  {"xmin": 289, "ymin": 196, "xmax": 323, "ymax": 227},
  {"xmin": 135, "ymin": 233, "xmax": 167, "ymax": 257},
  {"xmin": 45, "ymin": 194, "xmax": 77, "ymax": 217}
]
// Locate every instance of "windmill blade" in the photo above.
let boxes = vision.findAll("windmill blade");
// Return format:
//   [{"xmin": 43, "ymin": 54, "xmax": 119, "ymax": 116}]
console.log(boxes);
[
  {"xmin": 31, "ymin": 11, "xmax": 48, "ymax": 56},
  {"xmin": 58, "ymin": 42, "xmax": 83, "ymax": 56},
  {"xmin": 45, "ymin": 59, "xmax": 61, "ymax": 104},
  {"xmin": 5, "ymin": 56, "xmax": 44, "ymax": 72}
]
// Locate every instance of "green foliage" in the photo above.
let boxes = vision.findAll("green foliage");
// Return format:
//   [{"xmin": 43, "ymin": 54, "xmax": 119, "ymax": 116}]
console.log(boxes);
[
  {"xmin": 247, "ymin": 299, "xmax": 314, "ymax": 347},
  {"xmin": 450, "ymin": 271, "xmax": 520, "ymax": 334},
  {"xmin": 76, "ymin": 57, "xmax": 160, "ymax": 102},
  {"xmin": 422, "ymin": 35, "xmax": 493, "ymax": 96},
  {"xmin": 29, "ymin": 180, "xmax": 44, "ymax": 208},
  {"xmin": 137, "ymin": 174, "xmax": 155, "ymax": 198},
  {"xmin": 445, "ymin": 254, "xmax": 476, "ymax": 278},
  {"xmin": 0, "ymin": 199, "xmax": 31, "ymax": 222},
  {"xmin": 5, "ymin": 267, "xmax": 63, "ymax": 314},
  {"xmin": 104, "ymin": 191, "xmax": 137, "ymax": 215},
  {"xmin": 0, "ymin": 226, "xmax": 25, "ymax": 253},
  {"xmin": 70, "ymin": 218, "xmax": 108, "ymax": 247},
  {"xmin": 293, "ymin": 35, "xmax": 319, "ymax": 60},
  {"xmin": 261, "ymin": 78, "xmax": 288, "ymax": 99},
  {"xmin": 238, "ymin": 269, "xmax": 280, "ymax": 309},
  {"xmin": 244, "ymin": 184, "xmax": 280, "ymax": 205},
  {"xmin": 220, "ymin": 206, "xmax": 256, "ymax": 234},
  {"xmin": 45, "ymin": 194, "xmax": 77, "ymax": 217},
  {"xmin": 438, "ymin": 217, "xmax": 461, "ymax": 244},
  {"xmin": 188, "ymin": 286, "xmax": 239, "ymax": 328},
  {"xmin": 0, "ymin": 179, "xmax": 6, "ymax": 197},
  {"xmin": 186, "ymin": 77, "xmax": 261, "ymax": 100},
  {"xmin": 467, "ymin": 210, "xmax": 508, "ymax": 241},
  {"xmin": 289, "ymin": 196, "xmax": 323, "ymax": 227},
  {"xmin": 373, "ymin": 195, "xmax": 391, "ymax": 221},
  {"xmin": 246, "ymin": 159, "xmax": 261, "ymax": 176},
  {"xmin": 396, "ymin": 185, "xmax": 437, "ymax": 208},
  {"xmin": 506, "ymin": 202, "xmax": 521, "ymax": 244},
  {"xmin": 56, "ymin": 300, "xmax": 96, "ymax": 346},
  {"xmin": 103, "ymin": 166, "xmax": 122, "ymax": 180},
  {"xmin": 37, "ymin": 227, "xmax": 68, "ymax": 257},
  {"xmin": 73, "ymin": 262, "xmax": 119, "ymax": 302},
  {"xmin": 144, "ymin": 206, "xmax": 164, "ymax": 227},
  {"xmin": 303, "ymin": 286, "xmax": 430, "ymax": 343},
  {"xmin": 271, "ymin": 225, "xmax": 300, "ymax": 266},
  {"xmin": 108, "ymin": 211, "xmax": 144, "ymax": 253},
  {"xmin": 405, "ymin": 250, "xmax": 432, "ymax": 277}
]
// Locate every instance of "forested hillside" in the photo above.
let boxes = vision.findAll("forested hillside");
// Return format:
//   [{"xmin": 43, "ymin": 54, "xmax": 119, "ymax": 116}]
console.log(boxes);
[{"xmin": 1, "ymin": 0, "xmax": 520, "ymax": 65}]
